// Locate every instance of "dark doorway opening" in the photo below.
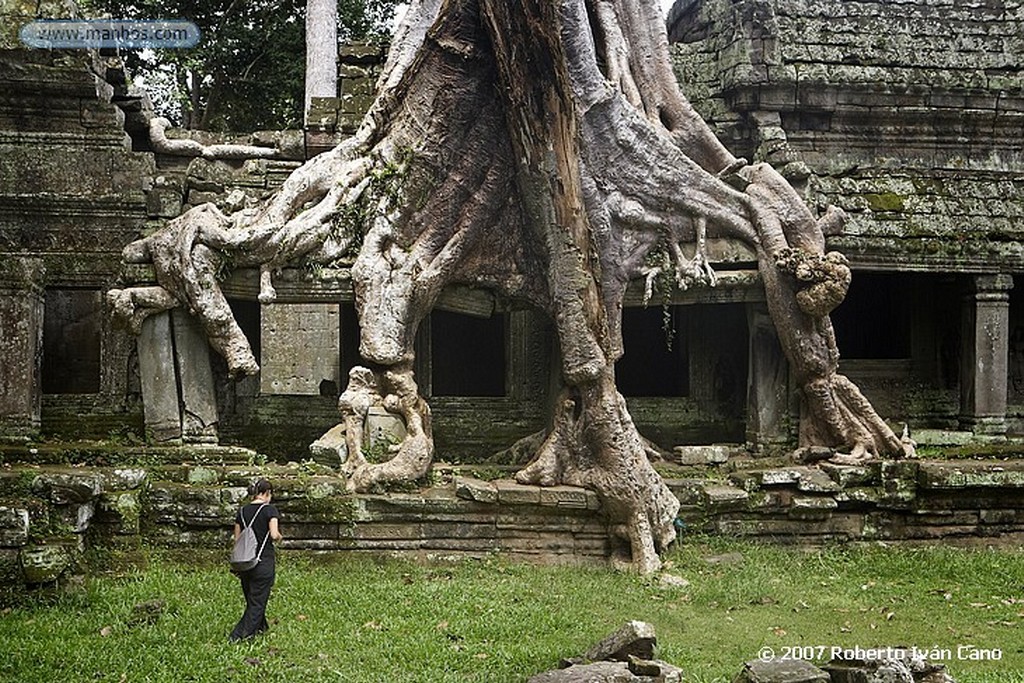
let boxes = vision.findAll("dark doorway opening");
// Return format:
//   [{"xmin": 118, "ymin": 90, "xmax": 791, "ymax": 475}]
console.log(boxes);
[
  {"xmin": 42, "ymin": 289, "xmax": 101, "ymax": 394},
  {"xmin": 616, "ymin": 306, "xmax": 689, "ymax": 397},
  {"xmin": 832, "ymin": 272, "xmax": 911, "ymax": 359},
  {"xmin": 431, "ymin": 310, "xmax": 506, "ymax": 396}
]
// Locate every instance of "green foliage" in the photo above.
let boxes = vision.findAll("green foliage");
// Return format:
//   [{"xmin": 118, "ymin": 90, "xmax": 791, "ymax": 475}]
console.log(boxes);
[
  {"xmin": 1, "ymin": 543, "xmax": 1021, "ymax": 681},
  {"xmin": 79, "ymin": 0, "xmax": 401, "ymax": 131},
  {"xmin": 105, "ymin": 426, "xmax": 145, "ymax": 447},
  {"xmin": 317, "ymin": 145, "xmax": 419, "ymax": 266},
  {"xmin": 361, "ymin": 434, "xmax": 398, "ymax": 464}
]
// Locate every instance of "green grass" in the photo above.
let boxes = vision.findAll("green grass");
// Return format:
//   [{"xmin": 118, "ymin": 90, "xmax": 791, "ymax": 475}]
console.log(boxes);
[{"xmin": 1, "ymin": 539, "xmax": 1022, "ymax": 682}]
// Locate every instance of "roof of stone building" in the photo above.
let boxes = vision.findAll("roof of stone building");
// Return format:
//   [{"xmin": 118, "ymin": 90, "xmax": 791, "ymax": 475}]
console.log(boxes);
[{"xmin": 668, "ymin": 0, "xmax": 1024, "ymax": 272}]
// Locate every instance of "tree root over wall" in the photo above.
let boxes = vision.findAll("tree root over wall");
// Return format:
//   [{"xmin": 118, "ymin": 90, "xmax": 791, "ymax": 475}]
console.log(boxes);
[{"xmin": 110, "ymin": 0, "xmax": 911, "ymax": 573}]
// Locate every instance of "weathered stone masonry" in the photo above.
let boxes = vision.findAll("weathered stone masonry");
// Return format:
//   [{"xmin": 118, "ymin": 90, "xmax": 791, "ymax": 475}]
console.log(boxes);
[
  {"xmin": 3, "ymin": 0, "xmax": 1024, "ymax": 589},
  {"xmin": 668, "ymin": 0, "xmax": 1024, "ymax": 439},
  {"xmin": 0, "ymin": 3, "xmax": 152, "ymax": 441},
  {"xmin": 5, "ymin": 1, "xmax": 1021, "ymax": 456},
  {"xmin": 3, "ymin": 452, "xmax": 1024, "ymax": 591}
]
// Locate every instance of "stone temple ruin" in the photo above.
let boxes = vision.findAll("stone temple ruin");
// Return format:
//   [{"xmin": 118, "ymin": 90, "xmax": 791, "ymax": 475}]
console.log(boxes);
[{"xmin": 1, "ymin": 0, "xmax": 1023, "ymax": 590}]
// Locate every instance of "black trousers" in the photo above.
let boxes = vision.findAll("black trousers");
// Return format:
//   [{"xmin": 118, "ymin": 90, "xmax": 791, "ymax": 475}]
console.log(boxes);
[{"xmin": 230, "ymin": 560, "xmax": 275, "ymax": 641}]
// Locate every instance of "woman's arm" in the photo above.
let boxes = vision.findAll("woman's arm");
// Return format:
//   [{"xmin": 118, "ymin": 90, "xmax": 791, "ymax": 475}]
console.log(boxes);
[
  {"xmin": 269, "ymin": 517, "xmax": 283, "ymax": 542},
  {"xmin": 232, "ymin": 522, "xmax": 241, "ymax": 541}
]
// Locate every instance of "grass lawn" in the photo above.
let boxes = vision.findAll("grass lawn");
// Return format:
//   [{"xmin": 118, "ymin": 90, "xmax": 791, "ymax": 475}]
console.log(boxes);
[{"xmin": 1, "ymin": 538, "xmax": 1021, "ymax": 682}]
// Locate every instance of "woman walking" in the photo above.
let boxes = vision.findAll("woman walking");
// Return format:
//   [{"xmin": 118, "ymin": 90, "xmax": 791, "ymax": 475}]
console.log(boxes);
[{"xmin": 229, "ymin": 478, "xmax": 282, "ymax": 641}]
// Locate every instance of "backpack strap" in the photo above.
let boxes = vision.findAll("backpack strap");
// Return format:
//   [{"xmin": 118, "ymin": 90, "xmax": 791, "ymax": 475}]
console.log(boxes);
[
  {"xmin": 241, "ymin": 502, "xmax": 272, "ymax": 564},
  {"xmin": 254, "ymin": 524, "xmax": 271, "ymax": 563},
  {"xmin": 241, "ymin": 502, "xmax": 268, "ymax": 530}
]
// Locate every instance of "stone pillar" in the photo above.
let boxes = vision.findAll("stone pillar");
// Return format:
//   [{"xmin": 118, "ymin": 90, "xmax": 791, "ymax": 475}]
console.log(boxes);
[
  {"xmin": 0, "ymin": 257, "xmax": 44, "ymax": 441},
  {"xmin": 137, "ymin": 312, "xmax": 182, "ymax": 443},
  {"xmin": 414, "ymin": 315, "xmax": 432, "ymax": 397},
  {"xmin": 745, "ymin": 303, "xmax": 791, "ymax": 450},
  {"xmin": 304, "ymin": 0, "xmax": 338, "ymax": 124},
  {"xmin": 171, "ymin": 310, "xmax": 219, "ymax": 444},
  {"xmin": 507, "ymin": 310, "xmax": 551, "ymax": 401},
  {"xmin": 960, "ymin": 274, "xmax": 1013, "ymax": 436}
]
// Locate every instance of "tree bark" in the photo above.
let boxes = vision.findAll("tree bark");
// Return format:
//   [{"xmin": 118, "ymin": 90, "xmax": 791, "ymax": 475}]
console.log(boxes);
[{"xmin": 111, "ymin": 0, "xmax": 912, "ymax": 573}]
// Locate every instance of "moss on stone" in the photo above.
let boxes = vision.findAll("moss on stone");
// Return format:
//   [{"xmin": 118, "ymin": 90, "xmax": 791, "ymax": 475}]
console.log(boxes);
[
  {"xmin": 864, "ymin": 192, "xmax": 906, "ymax": 212},
  {"xmin": 286, "ymin": 494, "xmax": 360, "ymax": 524}
]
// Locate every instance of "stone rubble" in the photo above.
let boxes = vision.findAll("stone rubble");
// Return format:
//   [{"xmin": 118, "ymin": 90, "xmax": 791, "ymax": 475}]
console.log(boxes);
[{"xmin": 529, "ymin": 621, "xmax": 684, "ymax": 683}]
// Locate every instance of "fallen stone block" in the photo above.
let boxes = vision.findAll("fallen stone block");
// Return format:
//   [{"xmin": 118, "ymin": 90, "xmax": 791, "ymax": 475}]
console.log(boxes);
[
  {"xmin": 583, "ymin": 620, "xmax": 657, "ymax": 662},
  {"xmin": 20, "ymin": 543, "xmax": 75, "ymax": 584},
  {"xmin": 455, "ymin": 476, "xmax": 498, "ymax": 504},
  {"xmin": 824, "ymin": 647, "xmax": 957, "ymax": 683},
  {"xmin": 31, "ymin": 471, "xmax": 103, "ymax": 504},
  {"xmin": 0, "ymin": 506, "xmax": 29, "ymax": 547},
  {"xmin": 732, "ymin": 658, "xmax": 829, "ymax": 682},
  {"xmin": 309, "ymin": 423, "xmax": 348, "ymax": 467},
  {"xmin": 674, "ymin": 444, "xmax": 733, "ymax": 466},
  {"xmin": 789, "ymin": 496, "xmax": 839, "ymax": 521},
  {"xmin": 529, "ymin": 659, "xmax": 681, "ymax": 682},
  {"xmin": 103, "ymin": 468, "xmax": 147, "ymax": 490}
]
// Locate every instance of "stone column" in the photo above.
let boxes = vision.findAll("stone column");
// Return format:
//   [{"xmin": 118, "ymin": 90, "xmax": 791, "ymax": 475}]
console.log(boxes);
[
  {"xmin": 507, "ymin": 309, "xmax": 552, "ymax": 403},
  {"xmin": 745, "ymin": 303, "xmax": 791, "ymax": 451},
  {"xmin": 959, "ymin": 274, "xmax": 1013, "ymax": 436},
  {"xmin": 172, "ymin": 309, "xmax": 219, "ymax": 444},
  {"xmin": 137, "ymin": 312, "xmax": 182, "ymax": 443},
  {"xmin": 304, "ymin": 0, "xmax": 338, "ymax": 124},
  {"xmin": 0, "ymin": 257, "xmax": 44, "ymax": 441}
]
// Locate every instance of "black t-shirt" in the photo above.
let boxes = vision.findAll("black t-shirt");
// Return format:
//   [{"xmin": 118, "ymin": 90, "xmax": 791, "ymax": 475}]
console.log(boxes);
[{"xmin": 235, "ymin": 502, "xmax": 280, "ymax": 563}]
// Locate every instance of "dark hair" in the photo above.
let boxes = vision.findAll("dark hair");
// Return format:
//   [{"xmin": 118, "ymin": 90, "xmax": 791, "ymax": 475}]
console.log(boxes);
[{"xmin": 248, "ymin": 478, "xmax": 273, "ymax": 497}]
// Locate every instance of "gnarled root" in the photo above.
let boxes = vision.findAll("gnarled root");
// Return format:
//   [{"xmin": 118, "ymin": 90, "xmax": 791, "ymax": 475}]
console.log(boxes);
[
  {"xmin": 107, "ymin": 286, "xmax": 178, "ymax": 334},
  {"xmin": 801, "ymin": 374, "xmax": 915, "ymax": 463},
  {"xmin": 774, "ymin": 248, "xmax": 851, "ymax": 318},
  {"xmin": 344, "ymin": 364, "xmax": 434, "ymax": 493},
  {"xmin": 515, "ymin": 370, "xmax": 679, "ymax": 574},
  {"xmin": 743, "ymin": 163, "xmax": 914, "ymax": 462}
]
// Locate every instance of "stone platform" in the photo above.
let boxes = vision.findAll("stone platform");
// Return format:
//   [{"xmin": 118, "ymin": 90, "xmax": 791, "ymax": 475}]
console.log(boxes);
[{"xmin": 3, "ymin": 451, "xmax": 1024, "ymax": 594}]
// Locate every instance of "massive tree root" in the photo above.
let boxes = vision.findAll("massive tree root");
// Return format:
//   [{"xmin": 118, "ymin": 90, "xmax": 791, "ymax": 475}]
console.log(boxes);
[{"xmin": 111, "ymin": 0, "xmax": 912, "ymax": 572}]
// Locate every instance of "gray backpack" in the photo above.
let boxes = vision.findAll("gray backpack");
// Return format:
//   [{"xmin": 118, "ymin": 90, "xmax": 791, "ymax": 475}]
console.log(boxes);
[{"xmin": 230, "ymin": 503, "xmax": 269, "ymax": 572}]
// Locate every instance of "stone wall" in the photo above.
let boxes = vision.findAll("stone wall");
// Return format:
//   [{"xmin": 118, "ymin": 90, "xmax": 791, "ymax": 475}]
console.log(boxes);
[
  {"xmin": 674, "ymin": 458, "xmax": 1024, "ymax": 544},
  {"xmin": 3, "ymin": 449, "xmax": 1024, "ymax": 595},
  {"xmin": 669, "ymin": 0, "xmax": 1024, "ymax": 266},
  {"xmin": 0, "ymin": 3, "xmax": 154, "ymax": 440},
  {"xmin": 669, "ymin": 0, "xmax": 1024, "ymax": 435}
]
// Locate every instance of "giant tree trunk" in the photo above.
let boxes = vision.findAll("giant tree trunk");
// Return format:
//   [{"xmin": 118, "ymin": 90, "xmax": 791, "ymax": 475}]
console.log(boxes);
[{"xmin": 109, "ymin": 0, "xmax": 912, "ymax": 573}]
